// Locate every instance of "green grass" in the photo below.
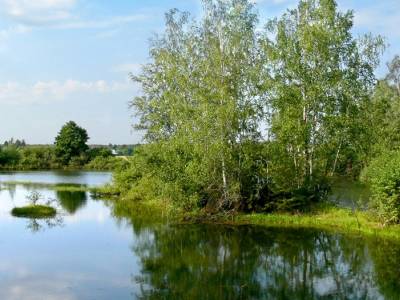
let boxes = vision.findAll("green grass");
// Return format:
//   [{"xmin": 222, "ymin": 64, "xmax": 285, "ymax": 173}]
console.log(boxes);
[
  {"xmin": 11, "ymin": 205, "xmax": 57, "ymax": 219},
  {"xmin": 110, "ymin": 198, "xmax": 400, "ymax": 241},
  {"xmin": 231, "ymin": 205, "xmax": 400, "ymax": 241}
]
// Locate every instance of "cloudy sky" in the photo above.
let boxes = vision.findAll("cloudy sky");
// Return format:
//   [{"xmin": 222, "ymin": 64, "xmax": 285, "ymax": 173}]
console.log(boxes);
[{"xmin": 0, "ymin": 0, "xmax": 399, "ymax": 144}]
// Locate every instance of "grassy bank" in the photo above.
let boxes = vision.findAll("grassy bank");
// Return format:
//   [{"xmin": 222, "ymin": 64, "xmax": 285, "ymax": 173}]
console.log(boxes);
[
  {"xmin": 108, "ymin": 197, "xmax": 400, "ymax": 242},
  {"xmin": 232, "ymin": 206, "xmax": 400, "ymax": 242}
]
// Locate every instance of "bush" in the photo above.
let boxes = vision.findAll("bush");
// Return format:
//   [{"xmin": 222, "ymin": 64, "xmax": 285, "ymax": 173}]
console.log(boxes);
[
  {"xmin": 111, "ymin": 143, "xmax": 203, "ymax": 211},
  {"xmin": 85, "ymin": 156, "xmax": 128, "ymax": 171},
  {"xmin": 87, "ymin": 147, "xmax": 113, "ymax": 160},
  {"xmin": 0, "ymin": 146, "xmax": 20, "ymax": 167},
  {"xmin": 18, "ymin": 146, "xmax": 58, "ymax": 169},
  {"xmin": 361, "ymin": 151, "xmax": 400, "ymax": 224},
  {"xmin": 110, "ymin": 142, "xmax": 330, "ymax": 214}
]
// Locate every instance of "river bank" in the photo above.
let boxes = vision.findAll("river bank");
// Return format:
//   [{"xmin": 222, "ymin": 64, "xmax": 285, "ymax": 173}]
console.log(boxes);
[
  {"xmin": 4, "ymin": 171, "xmax": 399, "ymax": 242},
  {"xmin": 107, "ymin": 197, "xmax": 400, "ymax": 242}
]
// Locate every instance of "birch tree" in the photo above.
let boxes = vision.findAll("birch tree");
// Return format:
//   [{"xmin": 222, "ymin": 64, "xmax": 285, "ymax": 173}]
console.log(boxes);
[
  {"xmin": 131, "ymin": 0, "xmax": 265, "ymax": 210},
  {"xmin": 263, "ymin": 0, "xmax": 384, "ymax": 190}
]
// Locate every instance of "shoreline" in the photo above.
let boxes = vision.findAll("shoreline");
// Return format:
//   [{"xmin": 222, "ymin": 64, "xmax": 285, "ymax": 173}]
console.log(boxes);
[
  {"xmin": 110, "ymin": 198, "xmax": 400, "ymax": 242},
  {"xmin": 3, "ymin": 178, "xmax": 400, "ymax": 242}
]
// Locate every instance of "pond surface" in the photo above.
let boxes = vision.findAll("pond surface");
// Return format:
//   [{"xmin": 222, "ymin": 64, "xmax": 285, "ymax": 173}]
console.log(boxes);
[
  {"xmin": 0, "ymin": 170, "xmax": 112, "ymax": 186},
  {"xmin": 0, "ymin": 172, "xmax": 400, "ymax": 300}
]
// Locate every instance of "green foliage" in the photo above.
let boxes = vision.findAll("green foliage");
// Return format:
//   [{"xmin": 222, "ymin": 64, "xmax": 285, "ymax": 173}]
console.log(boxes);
[
  {"xmin": 359, "ymin": 57, "xmax": 400, "ymax": 224},
  {"xmin": 0, "ymin": 146, "xmax": 20, "ymax": 167},
  {"xmin": 264, "ymin": 0, "xmax": 384, "ymax": 184},
  {"xmin": 0, "ymin": 124, "xmax": 123, "ymax": 170},
  {"xmin": 115, "ymin": 0, "xmax": 382, "ymax": 213},
  {"xmin": 367, "ymin": 59, "xmax": 400, "ymax": 157},
  {"xmin": 18, "ymin": 146, "xmax": 58, "ymax": 169},
  {"xmin": 11, "ymin": 205, "xmax": 57, "ymax": 219},
  {"xmin": 88, "ymin": 147, "xmax": 113, "ymax": 159},
  {"xmin": 361, "ymin": 151, "xmax": 400, "ymax": 224},
  {"xmin": 130, "ymin": 0, "xmax": 266, "ymax": 211},
  {"xmin": 0, "ymin": 144, "xmax": 122, "ymax": 171},
  {"xmin": 85, "ymin": 156, "xmax": 128, "ymax": 171},
  {"xmin": 54, "ymin": 121, "xmax": 89, "ymax": 165},
  {"xmin": 111, "ymin": 144, "xmax": 200, "ymax": 211}
]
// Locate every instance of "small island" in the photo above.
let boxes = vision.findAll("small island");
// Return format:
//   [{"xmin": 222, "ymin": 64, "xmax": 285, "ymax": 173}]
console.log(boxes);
[
  {"xmin": 11, "ymin": 205, "xmax": 57, "ymax": 219},
  {"xmin": 10, "ymin": 191, "xmax": 57, "ymax": 219}
]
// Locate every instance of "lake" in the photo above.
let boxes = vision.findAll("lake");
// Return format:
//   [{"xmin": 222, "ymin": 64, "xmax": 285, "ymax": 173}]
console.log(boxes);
[{"xmin": 0, "ymin": 171, "xmax": 399, "ymax": 299}]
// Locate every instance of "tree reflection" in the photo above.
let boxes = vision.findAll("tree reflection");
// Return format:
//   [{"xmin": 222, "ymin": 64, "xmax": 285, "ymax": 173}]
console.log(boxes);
[
  {"xmin": 368, "ymin": 238, "xmax": 400, "ymax": 300},
  {"xmin": 56, "ymin": 190, "xmax": 87, "ymax": 214},
  {"xmin": 25, "ymin": 215, "xmax": 64, "ymax": 233},
  {"xmin": 124, "ymin": 220, "xmax": 400, "ymax": 300}
]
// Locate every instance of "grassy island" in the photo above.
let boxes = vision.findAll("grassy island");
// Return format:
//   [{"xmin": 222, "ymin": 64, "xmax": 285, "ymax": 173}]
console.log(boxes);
[{"xmin": 11, "ymin": 205, "xmax": 57, "ymax": 219}]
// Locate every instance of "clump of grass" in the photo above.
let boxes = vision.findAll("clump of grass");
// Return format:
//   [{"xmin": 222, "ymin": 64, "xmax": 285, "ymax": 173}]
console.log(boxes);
[
  {"xmin": 11, "ymin": 205, "xmax": 57, "ymax": 219},
  {"xmin": 232, "ymin": 204, "xmax": 400, "ymax": 242},
  {"xmin": 11, "ymin": 191, "xmax": 58, "ymax": 219}
]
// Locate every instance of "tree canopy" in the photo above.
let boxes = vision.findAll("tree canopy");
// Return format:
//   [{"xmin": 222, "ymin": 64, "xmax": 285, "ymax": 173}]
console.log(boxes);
[
  {"xmin": 54, "ymin": 121, "xmax": 89, "ymax": 165},
  {"xmin": 114, "ymin": 0, "xmax": 385, "ymax": 213}
]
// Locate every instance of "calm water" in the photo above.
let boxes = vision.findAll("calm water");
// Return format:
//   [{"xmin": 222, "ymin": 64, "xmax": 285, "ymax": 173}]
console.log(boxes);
[
  {"xmin": 0, "ymin": 172, "xmax": 400, "ymax": 300},
  {"xmin": 0, "ymin": 170, "xmax": 112, "ymax": 186}
]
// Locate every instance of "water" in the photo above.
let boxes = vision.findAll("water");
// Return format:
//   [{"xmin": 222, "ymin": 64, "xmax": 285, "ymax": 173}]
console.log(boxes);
[
  {"xmin": 0, "ymin": 172, "xmax": 400, "ymax": 299},
  {"xmin": 0, "ymin": 170, "xmax": 112, "ymax": 186}
]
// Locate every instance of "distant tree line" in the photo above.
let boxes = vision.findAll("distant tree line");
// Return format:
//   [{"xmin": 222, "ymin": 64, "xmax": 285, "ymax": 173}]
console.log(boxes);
[{"xmin": 0, "ymin": 121, "xmax": 129, "ymax": 171}]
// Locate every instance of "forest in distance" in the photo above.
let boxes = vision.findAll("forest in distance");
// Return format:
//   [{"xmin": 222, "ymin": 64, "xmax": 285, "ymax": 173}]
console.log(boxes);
[{"xmin": 0, "ymin": 121, "xmax": 137, "ymax": 171}]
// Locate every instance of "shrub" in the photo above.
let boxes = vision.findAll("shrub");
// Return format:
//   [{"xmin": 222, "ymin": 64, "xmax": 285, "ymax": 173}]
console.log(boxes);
[
  {"xmin": 85, "ymin": 156, "xmax": 128, "ymax": 171},
  {"xmin": 361, "ymin": 151, "xmax": 400, "ymax": 224},
  {"xmin": 0, "ymin": 146, "xmax": 20, "ymax": 167}
]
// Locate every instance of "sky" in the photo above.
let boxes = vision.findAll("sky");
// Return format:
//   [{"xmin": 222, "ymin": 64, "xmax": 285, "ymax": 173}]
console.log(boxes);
[{"xmin": 0, "ymin": 0, "xmax": 399, "ymax": 145}]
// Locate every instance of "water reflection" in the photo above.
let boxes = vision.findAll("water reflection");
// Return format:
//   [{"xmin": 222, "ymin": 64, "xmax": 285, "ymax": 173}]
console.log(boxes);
[
  {"xmin": 25, "ymin": 215, "xmax": 64, "ymax": 233},
  {"xmin": 120, "ymin": 218, "xmax": 400, "ymax": 300},
  {"xmin": 56, "ymin": 190, "xmax": 87, "ymax": 214},
  {"xmin": 1, "ymin": 172, "xmax": 400, "ymax": 299}
]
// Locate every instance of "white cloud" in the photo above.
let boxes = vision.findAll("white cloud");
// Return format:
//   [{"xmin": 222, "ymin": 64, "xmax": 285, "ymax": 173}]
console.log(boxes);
[
  {"xmin": 0, "ymin": 79, "xmax": 135, "ymax": 104},
  {"xmin": 0, "ymin": 0, "xmax": 150, "ymax": 31},
  {"xmin": 0, "ymin": 0, "xmax": 76, "ymax": 25}
]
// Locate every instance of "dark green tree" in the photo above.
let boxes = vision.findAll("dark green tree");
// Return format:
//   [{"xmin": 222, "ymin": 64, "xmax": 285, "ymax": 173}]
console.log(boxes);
[{"xmin": 54, "ymin": 121, "xmax": 89, "ymax": 165}]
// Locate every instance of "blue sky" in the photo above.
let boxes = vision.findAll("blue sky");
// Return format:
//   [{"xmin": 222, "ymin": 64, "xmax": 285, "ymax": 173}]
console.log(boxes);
[{"xmin": 0, "ymin": 0, "xmax": 399, "ymax": 144}]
